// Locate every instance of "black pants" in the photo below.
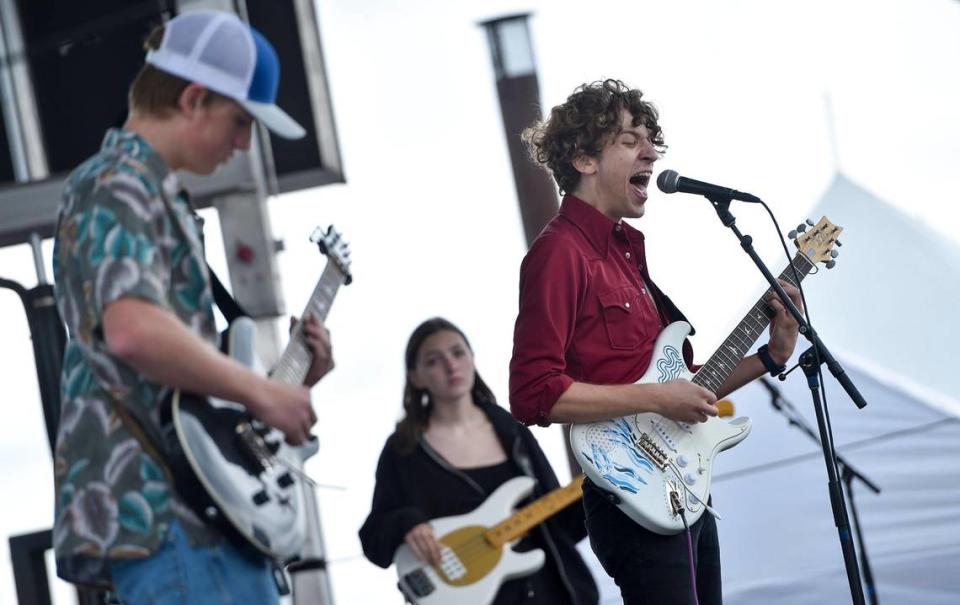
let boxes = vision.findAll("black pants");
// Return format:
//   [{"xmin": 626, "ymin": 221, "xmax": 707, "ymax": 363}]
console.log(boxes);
[{"xmin": 583, "ymin": 481, "xmax": 722, "ymax": 605}]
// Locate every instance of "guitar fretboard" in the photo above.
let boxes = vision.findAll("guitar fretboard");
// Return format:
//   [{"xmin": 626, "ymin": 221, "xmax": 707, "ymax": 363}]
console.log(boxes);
[
  {"xmin": 484, "ymin": 475, "xmax": 585, "ymax": 548},
  {"xmin": 693, "ymin": 253, "xmax": 814, "ymax": 394},
  {"xmin": 270, "ymin": 262, "xmax": 346, "ymax": 385}
]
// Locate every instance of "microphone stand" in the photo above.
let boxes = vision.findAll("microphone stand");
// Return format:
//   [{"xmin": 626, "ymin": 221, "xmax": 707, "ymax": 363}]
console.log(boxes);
[
  {"xmin": 759, "ymin": 377, "xmax": 882, "ymax": 604},
  {"xmin": 706, "ymin": 194, "xmax": 868, "ymax": 604}
]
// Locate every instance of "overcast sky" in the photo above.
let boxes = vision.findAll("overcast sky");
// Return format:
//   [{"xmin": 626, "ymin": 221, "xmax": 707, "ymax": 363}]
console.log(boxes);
[{"xmin": 1, "ymin": 0, "xmax": 958, "ymax": 603}]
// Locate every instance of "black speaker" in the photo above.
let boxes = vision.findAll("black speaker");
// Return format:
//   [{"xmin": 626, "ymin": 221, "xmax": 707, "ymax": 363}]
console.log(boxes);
[
  {"xmin": 0, "ymin": 102, "xmax": 14, "ymax": 184},
  {"xmin": 15, "ymin": 0, "xmax": 173, "ymax": 174},
  {"xmin": 246, "ymin": 0, "xmax": 323, "ymax": 182},
  {"xmin": 8, "ymin": 0, "xmax": 338, "ymax": 189}
]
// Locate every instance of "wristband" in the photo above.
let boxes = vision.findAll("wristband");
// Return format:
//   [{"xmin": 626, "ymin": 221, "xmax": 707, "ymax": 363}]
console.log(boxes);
[{"xmin": 757, "ymin": 344, "xmax": 786, "ymax": 377}]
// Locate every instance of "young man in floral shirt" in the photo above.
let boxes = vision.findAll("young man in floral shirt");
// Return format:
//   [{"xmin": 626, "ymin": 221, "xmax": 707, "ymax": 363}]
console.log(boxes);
[{"xmin": 52, "ymin": 10, "xmax": 332, "ymax": 603}]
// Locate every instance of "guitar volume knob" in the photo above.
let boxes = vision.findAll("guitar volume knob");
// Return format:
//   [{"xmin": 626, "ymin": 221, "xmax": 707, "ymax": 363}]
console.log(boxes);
[
  {"xmin": 676, "ymin": 454, "xmax": 689, "ymax": 468},
  {"xmin": 684, "ymin": 473, "xmax": 697, "ymax": 486}
]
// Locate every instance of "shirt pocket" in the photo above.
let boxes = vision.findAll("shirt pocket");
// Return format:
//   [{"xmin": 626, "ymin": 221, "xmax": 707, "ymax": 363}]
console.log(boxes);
[{"xmin": 598, "ymin": 286, "xmax": 656, "ymax": 350}]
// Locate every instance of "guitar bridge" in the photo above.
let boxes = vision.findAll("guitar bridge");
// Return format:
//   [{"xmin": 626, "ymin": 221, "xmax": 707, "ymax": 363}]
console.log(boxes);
[
  {"xmin": 236, "ymin": 421, "xmax": 276, "ymax": 473},
  {"xmin": 636, "ymin": 433, "xmax": 668, "ymax": 470}
]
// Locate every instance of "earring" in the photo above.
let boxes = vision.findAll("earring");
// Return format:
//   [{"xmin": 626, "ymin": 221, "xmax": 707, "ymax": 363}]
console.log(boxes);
[{"xmin": 420, "ymin": 391, "xmax": 430, "ymax": 407}]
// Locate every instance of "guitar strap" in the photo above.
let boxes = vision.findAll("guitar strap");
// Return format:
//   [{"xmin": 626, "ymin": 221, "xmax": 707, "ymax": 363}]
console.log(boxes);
[{"xmin": 207, "ymin": 263, "xmax": 249, "ymax": 324}]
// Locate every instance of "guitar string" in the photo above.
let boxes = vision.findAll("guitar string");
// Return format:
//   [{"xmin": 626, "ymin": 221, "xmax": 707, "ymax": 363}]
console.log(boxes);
[{"xmin": 693, "ymin": 256, "xmax": 808, "ymax": 392}]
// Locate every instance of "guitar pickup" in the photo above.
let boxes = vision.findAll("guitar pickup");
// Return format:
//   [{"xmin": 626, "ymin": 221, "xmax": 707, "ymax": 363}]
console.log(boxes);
[
  {"xmin": 252, "ymin": 489, "xmax": 270, "ymax": 506},
  {"xmin": 277, "ymin": 472, "xmax": 295, "ymax": 489}
]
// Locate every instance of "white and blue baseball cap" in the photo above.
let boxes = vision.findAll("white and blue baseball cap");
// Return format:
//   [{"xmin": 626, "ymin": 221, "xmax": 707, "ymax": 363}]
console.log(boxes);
[{"xmin": 145, "ymin": 10, "xmax": 306, "ymax": 139}]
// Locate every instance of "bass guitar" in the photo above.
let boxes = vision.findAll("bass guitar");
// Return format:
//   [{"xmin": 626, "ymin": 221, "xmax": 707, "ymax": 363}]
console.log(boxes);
[
  {"xmin": 395, "ymin": 475, "xmax": 585, "ymax": 605},
  {"xmin": 570, "ymin": 217, "xmax": 842, "ymax": 534}
]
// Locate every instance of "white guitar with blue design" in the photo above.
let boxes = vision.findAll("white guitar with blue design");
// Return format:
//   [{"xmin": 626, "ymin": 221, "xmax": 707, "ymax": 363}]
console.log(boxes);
[{"xmin": 570, "ymin": 217, "xmax": 842, "ymax": 534}]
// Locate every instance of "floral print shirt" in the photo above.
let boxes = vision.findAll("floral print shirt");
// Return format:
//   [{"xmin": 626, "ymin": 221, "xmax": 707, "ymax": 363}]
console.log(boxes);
[{"xmin": 52, "ymin": 128, "xmax": 220, "ymax": 587}]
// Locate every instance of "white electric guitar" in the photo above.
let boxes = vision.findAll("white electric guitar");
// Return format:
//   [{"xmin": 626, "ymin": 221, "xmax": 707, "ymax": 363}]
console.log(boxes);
[
  {"xmin": 166, "ymin": 226, "xmax": 351, "ymax": 561},
  {"xmin": 395, "ymin": 475, "xmax": 585, "ymax": 605},
  {"xmin": 570, "ymin": 217, "xmax": 843, "ymax": 534}
]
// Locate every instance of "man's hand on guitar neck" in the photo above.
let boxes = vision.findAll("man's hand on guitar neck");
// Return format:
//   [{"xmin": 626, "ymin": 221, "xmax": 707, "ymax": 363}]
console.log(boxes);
[
  {"xmin": 290, "ymin": 313, "xmax": 335, "ymax": 386},
  {"xmin": 765, "ymin": 280, "xmax": 803, "ymax": 365}
]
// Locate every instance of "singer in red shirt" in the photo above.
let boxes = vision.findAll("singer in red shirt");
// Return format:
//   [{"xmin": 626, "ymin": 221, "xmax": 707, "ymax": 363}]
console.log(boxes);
[{"xmin": 509, "ymin": 79, "xmax": 803, "ymax": 605}]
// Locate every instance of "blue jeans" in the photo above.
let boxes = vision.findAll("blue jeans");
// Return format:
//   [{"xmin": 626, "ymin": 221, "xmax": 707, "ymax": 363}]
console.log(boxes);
[{"xmin": 110, "ymin": 521, "xmax": 279, "ymax": 605}]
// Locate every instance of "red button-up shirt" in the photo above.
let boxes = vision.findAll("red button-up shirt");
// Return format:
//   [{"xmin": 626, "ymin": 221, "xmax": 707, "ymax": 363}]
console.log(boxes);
[{"xmin": 509, "ymin": 194, "xmax": 694, "ymax": 426}]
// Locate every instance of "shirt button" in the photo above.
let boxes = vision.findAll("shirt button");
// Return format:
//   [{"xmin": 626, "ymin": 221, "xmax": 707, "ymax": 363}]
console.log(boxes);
[
  {"xmin": 625, "ymin": 251, "xmax": 631, "ymax": 259},
  {"xmin": 625, "ymin": 302, "xmax": 631, "ymax": 309},
  {"xmin": 615, "ymin": 224, "xmax": 622, "ymax": 231}
]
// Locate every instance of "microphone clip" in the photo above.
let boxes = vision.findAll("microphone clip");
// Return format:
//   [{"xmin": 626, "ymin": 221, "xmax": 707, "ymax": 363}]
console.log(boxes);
[
  {"xmin": 706, "ymin": 194, "xmax": 736, "ymax": 227},
  {"xmin": 777, "ymin": 361, "xmax": 802, "ymax": 381}
]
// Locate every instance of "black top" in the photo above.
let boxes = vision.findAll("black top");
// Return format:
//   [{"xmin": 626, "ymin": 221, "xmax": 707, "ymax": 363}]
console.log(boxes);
[
  {"xmin": 461, "ymin": 459, "xmax": 516, "ymax": 495},
  {"xmin": 358, "ymin": 400, "xmax": 598, "ymax": 605}
]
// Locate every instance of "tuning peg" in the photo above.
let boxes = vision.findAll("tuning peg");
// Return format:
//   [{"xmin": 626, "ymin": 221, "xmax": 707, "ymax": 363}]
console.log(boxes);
[
  {"xmin": 796, "ymin": 223, "xmax": 807, "ymax": 233},
  {"xmin": 825, "ymin": 260, "xmax": 836, "ymax": 269},
  {"xmin": 805, "ymin": 218, "xmax": 815, "ymax": 226},
  {"xmin": 830, "ymin": 250, "xmax": 839, "ymax": 258},
  {"xmin": 788, "ymin": 229, "xmax": 798, "ymax": 240},
  {"xmin": 835, "ymin": 239, "xmax": 842, "ymax": 247}
]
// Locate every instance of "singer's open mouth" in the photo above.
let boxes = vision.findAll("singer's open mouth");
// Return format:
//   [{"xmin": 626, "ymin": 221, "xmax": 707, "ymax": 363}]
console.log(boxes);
[{"xmin": 629, "ymin": 171, "xmax": 651, "ymax": 187}]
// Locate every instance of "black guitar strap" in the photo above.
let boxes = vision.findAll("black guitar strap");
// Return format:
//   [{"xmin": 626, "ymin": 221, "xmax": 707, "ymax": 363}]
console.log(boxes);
[{"xmin": 207, "ymin": 263, "xmax": 249, "ymax": 323}]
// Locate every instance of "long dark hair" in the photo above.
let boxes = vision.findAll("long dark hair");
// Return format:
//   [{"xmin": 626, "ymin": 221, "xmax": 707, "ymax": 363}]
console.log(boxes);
[{"xmin": 392, "ymin": 317, "xmax": 497, "ymax": 454}]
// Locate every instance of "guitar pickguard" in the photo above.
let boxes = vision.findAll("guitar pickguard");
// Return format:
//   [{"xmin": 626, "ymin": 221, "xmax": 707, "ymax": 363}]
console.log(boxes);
[{"xmin": 578, "ymin": 418, "xmax": 655, "ymax": 495}]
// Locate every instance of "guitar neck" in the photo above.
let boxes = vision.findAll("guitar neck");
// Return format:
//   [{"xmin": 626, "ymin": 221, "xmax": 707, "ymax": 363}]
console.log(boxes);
[
  {"xmin": 692, "ymin": 252, "xmax": 815, "ymax": 394},
  {"xmin": 484, "ymin": 475, "xmax": 585, "ymax": 548},
  {"xmin": 270, "ymin": 262, "xmax": 346, "ymax": 385}
]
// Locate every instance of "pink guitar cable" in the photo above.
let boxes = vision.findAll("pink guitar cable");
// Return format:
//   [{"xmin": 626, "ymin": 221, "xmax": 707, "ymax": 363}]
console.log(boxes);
[{"xmin": 680, "ymin": 510, "xmax": 700, "ymax": 605}]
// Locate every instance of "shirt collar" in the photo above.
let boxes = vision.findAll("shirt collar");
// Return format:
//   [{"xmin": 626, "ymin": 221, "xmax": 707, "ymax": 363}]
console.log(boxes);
[
  {"xmin": 558, "ymin": 193, "xmax": 645, "ymax": 256},
  {"xmin": 100, "ymin": 128, "xmax": 180, "ymax": 199}
]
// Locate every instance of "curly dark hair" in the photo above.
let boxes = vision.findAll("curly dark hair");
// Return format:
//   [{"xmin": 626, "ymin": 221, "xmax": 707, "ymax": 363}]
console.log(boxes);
[
  {"xmin": 522, "ymin": 79, "xmax": 667, "ymax": 194},
  {"xmin": 392, "ymin": 317, "xmax": 498, "ymax": 455}
]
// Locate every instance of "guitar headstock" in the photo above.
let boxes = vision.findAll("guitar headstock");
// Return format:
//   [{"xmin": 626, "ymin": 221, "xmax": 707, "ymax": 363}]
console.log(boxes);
[
  {"xmin": 310, "ymin": 225, "xmax": 353, "ymax": 284},
  {"xmin": 791, "ymin": 216, "xmax": 843, "ymax": 269}
]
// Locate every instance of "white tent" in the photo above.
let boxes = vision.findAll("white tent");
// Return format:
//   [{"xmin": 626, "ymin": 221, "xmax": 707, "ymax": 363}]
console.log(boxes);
[
  {"xmin": 714, "ymin": 355, "xmax": 960, "ymax": 604},
  {"xmin": 712, "ymin": 174, "xmax": 960, "ymax": 603}
]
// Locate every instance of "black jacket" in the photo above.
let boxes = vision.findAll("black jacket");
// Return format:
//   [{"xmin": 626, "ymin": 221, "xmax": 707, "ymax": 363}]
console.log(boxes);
[{"xmin": 358, "ymin": 400, "xmax": 599, "ymax": 605}]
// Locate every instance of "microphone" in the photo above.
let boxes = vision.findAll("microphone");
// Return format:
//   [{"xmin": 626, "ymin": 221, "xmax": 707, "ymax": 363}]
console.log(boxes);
[{"xmin": 656, "ymin": 169, "xmax": 762, "ymax": 203}]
